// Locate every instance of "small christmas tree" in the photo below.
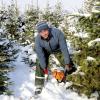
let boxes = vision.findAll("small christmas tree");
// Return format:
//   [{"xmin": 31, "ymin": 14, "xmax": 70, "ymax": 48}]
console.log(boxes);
[
  {"xmin": 42, "ymin": 1, "xmax": 63, "ymax": 27},
  {"xmin": 0, "ymin": 38, "xmax": 19, "ymax": 95},
  {"xmin": 5, "ymin": 3, "xmax": 19, "ymax": 40},
  {"xmin": 67, "ymin": 0, "xmax": 100, "ymax": 98}
]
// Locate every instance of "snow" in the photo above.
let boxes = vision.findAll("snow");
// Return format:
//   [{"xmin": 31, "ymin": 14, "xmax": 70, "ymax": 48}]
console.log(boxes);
[
  {"xmin": 74, "ymin": 32, "xmax": 88, "ymax": 38},
  {"xmin": 34, "ymin": 32, "xmax": 38, "ymax": 37},
  {"xmin": 94, "ymin": 2, "xmax": 100, "ymax": 5},
  {"xmin": 50, "ymin": 54, "xmax": 60, "ymax": 65},
  {"xmin": 79, "ymin": 72, "xmax": 85, "ymax": 76},
  {"xmin": 18, "ymin": 25, "xmax": 26, "ymax": 32},
  {"xmin": 68, "ymin": 27, "xmax": 77, "ymax": 33},
  {"xmin": 91, "ymin": 91, "xmax": 99, "ymax": 98},
  {"xmin": 29, "ymin": 54, "xmax": 37, "ymax": 63},
  {"xmin": 73, "ymin": 50, "xmax": 81, "ymax": 54},
  {"xmin": 88, "ymin": 38, "xmax": 100, "ymax": 46},
  {"xmin": 0, "ymin": 28, "xmax": 3, "ymax": 33},
  {"xmin": 87, "ymin": 56, "xmax": 96, "ymax": 61},
  {"xmin": 92, "ymin": 6, "xmax": 100, "ymax": 13},
  {"xmin": 66, "ymin": 40, "xmax": 74, "ymax": 54},
  {"xmin": 70, "ymin": 13, "xmax": 91, "ymax": 17},
  {"xmin": 0, "ymin": 38, "xmax": 9, "ymax": 45},
  {"xmin": 0, "ymin": 45, "xmax": 97, "ymax": 100},
  {"xmin": 58, "ymin": 22, "xmax": 66, "ymax": 30}
]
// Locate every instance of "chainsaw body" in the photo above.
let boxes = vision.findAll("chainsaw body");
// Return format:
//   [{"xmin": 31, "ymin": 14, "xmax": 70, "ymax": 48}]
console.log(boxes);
[{"xmin": 51, "ymin": 67, "xmax": 65, "ymax": 82}]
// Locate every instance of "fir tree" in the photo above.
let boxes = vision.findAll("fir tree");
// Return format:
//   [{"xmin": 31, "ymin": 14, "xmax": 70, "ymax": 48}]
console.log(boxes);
[
  {"xmin": 67, "ymin": 0, "xmax": 100, "ymax": 98},
  {"xmin": 0, "ymin": 38, "xmax": 19, "ymax": 95},
  {"xmin": 5, "ymin": 3, "xmax": 19, "ymax": 40},
  {"xmin": 42, "ymin": 1, "xmax": 63, "ymax": 27},
  {"xmin": 22, "ymin": 7, "xmax": 39, "ymax": 43}
]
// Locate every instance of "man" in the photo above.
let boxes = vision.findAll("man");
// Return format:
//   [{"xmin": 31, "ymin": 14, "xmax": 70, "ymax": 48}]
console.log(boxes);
[{"xmin": 34, "ymin": 21, "xmax": 75, "ymax": 95}]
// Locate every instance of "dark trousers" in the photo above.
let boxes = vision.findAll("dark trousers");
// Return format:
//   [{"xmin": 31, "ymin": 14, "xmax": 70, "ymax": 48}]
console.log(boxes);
[{"xmin": 35, "ymin": 51, "xmax": 65, "ymax": 88}]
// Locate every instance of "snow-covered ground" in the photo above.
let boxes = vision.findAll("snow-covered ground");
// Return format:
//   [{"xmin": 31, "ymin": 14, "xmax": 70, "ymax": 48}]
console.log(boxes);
[{"xmin": 0, "ymin": 45, "xmax": 97, "ymax": 100}]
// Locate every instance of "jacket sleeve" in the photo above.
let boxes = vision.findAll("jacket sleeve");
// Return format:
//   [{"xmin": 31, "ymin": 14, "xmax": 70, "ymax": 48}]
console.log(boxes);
[
  {"xmin": 35, "ymin": 37, "xmax": 46, "ymax": 69},
  {"xmin": 58, "ymin": 30, "xmax": 71, "ymax": 65}
]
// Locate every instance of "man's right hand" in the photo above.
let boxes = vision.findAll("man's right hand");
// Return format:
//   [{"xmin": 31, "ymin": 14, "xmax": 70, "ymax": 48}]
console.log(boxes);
[
  {"xmin": 43, "ymin": 68, "xmax": 48, "ymax": 81},
  {"xmin": 43, "ymin": 68, "xmax": 48, "ymax": 75}
]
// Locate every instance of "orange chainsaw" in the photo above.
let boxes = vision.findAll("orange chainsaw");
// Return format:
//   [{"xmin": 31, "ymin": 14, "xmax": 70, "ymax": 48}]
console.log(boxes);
[{"xmin": 51, "ymin": 67, "xmax": 66, "ymax": 83}]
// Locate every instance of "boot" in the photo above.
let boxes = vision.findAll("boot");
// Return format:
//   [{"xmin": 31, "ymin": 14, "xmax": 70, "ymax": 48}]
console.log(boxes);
[{"xmin": 34, "ymin": 87, "xmax": 42, "ymax": 97}]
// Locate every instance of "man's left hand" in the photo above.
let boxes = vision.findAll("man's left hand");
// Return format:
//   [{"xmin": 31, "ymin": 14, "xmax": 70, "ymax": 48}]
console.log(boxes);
[{"xmin": 65, "ymin": 64, "xmax": 72, "ymax": 72}]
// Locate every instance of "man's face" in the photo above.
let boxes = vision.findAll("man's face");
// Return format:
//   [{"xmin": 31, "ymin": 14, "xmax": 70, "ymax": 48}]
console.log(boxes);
[{"xmin": 39, "ymin": 29, "xmax": 49, "ymax": 39}]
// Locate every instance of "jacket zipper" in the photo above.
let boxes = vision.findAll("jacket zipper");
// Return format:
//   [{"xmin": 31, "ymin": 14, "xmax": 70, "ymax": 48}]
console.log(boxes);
[{"xmin": 48, "ymin": 41, "xmax": 53, "ymax": 52}]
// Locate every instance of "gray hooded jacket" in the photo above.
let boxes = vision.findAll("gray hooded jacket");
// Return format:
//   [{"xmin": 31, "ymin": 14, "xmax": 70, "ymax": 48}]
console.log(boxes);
[{"xmin": 35, "ymin": 27, "xmax": 71, "ymax": 69}]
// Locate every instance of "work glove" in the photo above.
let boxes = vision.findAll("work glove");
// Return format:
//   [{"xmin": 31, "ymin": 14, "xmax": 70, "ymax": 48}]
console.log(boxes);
[
  {"xmin": 43, "ymin": 68, "xmax": 48, "ymax": 74},
  {"xmin": 65, "ymin": 64, "xmax": 72, "ymax": 72},
  {"xmin": 64, "ymin": 63, "xmax": 77, "ymax": 75}
]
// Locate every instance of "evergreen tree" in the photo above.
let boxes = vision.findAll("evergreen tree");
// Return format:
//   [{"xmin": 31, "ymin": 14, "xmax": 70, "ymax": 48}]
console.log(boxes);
[
  {"xmin": 21, "ymin": 7, "xmax": 40, "ymax": 43},
  {"xmin": 42, "ymin": 1, "xmax": 53, "ymax": 23},
  {"xmin": 0, "ymin": 5, "xmax": 19, "ymax": 93},
  {"xmin": 0, "ymin": 38, "xmax": 19, "ymax": 95},
  {"xmin": 0, "ymin": 9, "xmax": 8, "ymax": 38},
  {"xmin": 42, "ymin": 1, "xmax": 63, "ymax": 27},
  {"xmin": 67, "ymin": 0, "xmax": 100, "ymax": 98},
  {"xmin": 5, "ymin": 3, "xmax": 19, "ymax": 40},
  {"xmin": 83, "ymin": 0, "xmax": 94, "ymax": 13}
]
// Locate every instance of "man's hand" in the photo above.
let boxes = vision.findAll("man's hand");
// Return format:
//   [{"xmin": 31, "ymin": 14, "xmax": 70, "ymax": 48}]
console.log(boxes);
[
  {"xmin": 64, "ymin": 63, "xmax": 77, "ymax": 75},
  {"xmin": 43, "ymin": 68, "xmax": 48, "ymax": 81},
  {"xmin": 65, "ymin": 64, "xmax": 72, "ymax": 72},
  {"xmin": 43, "ymin": 68, "xmax": 48, "ymax": 74}
]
